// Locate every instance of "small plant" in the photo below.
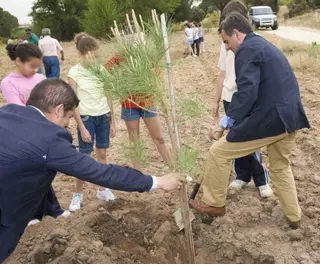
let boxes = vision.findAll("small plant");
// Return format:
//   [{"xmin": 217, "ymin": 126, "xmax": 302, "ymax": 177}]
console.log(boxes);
[
  {"xmin": 309, "ymin": 43, "xmax": 320, "ymax": 58},
  {"xmin": 122, "ymin": 139, "xmax": 149, "ymax": 168},
  {"xmin": 177, "ymin": 145, "xmax": 199, "ymax": 176},
  {"xmin": 178, "ymin": 96, "xmax": 205, "ymax": 118}
]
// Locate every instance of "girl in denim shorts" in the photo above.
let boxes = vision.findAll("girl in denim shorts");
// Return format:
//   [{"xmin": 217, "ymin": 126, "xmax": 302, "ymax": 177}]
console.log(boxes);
[
  {"xmin": 106, "ymin": 54, "xmax": 173, "ymax": 170},
  {"xmin": 67, "ymin": 34, "xmax": 116, "ymax": 212}
]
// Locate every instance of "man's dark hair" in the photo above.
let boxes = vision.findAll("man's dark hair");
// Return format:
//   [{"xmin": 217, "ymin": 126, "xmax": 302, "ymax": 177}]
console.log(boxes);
[
  {"xmin": 219, "ymin": 11, "xmax": 253, "ymax": 36},
  {"xmin": 27, "ymin": 79, "xmax": 80, "ymax": 113}
]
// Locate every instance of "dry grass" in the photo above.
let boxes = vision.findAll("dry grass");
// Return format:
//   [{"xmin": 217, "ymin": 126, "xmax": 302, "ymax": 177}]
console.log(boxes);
[
  {"xmin": 262, "ymin": 33, "xmax": 320, "ymax": 73},
  {"xmin": 282, "ymin": 10, "xmax": 320, "ymax": 30}
]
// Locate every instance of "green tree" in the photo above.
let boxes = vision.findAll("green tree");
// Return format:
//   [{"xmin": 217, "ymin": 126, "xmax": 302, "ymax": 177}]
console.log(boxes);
[
  {"xmin": 83, "ymin": 0, "xmax": 119, "ymax": 38},
  {"xmin": 0, "ymin": 8, "xmax": 19, "ymax": 37},
  {"xmin": 172, "ymin": 0, "xmax": 193, "ymax": 21},
  {"xmin": 191, "ymin": 7, "xmax": 206, "ymax": 22},
  {"xmin": 83, "ymin": 0, "xmax": 182, "ymax": 38},
  {"xmin": 30, "ymin": 0, "xmax": 88, "ymax": 41}
]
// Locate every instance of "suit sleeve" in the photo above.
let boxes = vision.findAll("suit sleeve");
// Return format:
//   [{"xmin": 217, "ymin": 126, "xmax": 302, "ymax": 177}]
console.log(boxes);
[
  {"xmin": 46, "ymin": 130, "xmax": 153, "ymax": 192},
  {"xmin": 226, "ymin": 47, "xmax": 261, "ymax": 123}
]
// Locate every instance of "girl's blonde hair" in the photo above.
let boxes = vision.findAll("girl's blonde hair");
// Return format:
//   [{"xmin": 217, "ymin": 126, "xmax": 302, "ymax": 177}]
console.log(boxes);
[{"xmin": 74, "ymin": 32, "xmax": 99, "ymax": 55}]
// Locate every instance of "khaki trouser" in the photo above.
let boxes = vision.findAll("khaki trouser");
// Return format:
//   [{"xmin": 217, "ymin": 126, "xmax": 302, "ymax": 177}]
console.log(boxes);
[{"xmin": 201, "ymin": 132, "xmax": 301, "ymax": 222}]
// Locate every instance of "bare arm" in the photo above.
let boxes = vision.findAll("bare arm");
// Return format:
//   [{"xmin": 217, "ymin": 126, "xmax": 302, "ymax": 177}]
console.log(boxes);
[
  {"xmin": 212, "ymin": 70, "xmax": 225, "ymax": 118},
  {"xmin": 60, "ymin": 50, "xmax": 65, "ymax": 61},
  {"xmin": 107, "ymin": 98, "xmax": 116, "ymax": 137},
  {"xmin": 67, "ymin": 77, "xmax": 91, "ymax": 143}
]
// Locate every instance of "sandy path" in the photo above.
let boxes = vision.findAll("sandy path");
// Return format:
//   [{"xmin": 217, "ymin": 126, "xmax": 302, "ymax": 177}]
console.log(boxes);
[{"xmin": 265, "ymin": 26, "xmax": 320, "ymax": 44}]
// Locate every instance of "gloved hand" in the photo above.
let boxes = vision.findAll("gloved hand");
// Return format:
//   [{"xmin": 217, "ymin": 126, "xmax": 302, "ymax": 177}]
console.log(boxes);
[{"xmin": 219, "ymin": 115, "xmax": 235, "ymax": 129}]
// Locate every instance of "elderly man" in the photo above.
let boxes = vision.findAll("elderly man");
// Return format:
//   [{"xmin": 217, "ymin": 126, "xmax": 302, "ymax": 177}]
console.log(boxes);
[
  {"xmin": 190, "ymin": 12, "xmax": 310, "ymax": 229},
  {"xmin": 0, "ymin": 79, "xmax": 184, "ymax": 263},
  {"xmin": 38, "ymin": 28, "xmax": 64, "ymax": 78}
]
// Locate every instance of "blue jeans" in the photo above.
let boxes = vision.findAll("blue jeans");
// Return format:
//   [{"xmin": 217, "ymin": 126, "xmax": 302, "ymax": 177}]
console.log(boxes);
[
  {"xmin": 121, "ymin": 106, "xmax": 158, "ymax": 121},
  {"xmin": 77, "ymin": 113, "xmax": 111, "ymax": 154},
  {"xmin": 224, "ymin": 100, "xmax": 269, "ymax": 187},
  {"xmin": 43, "ymin": 56, "xmax": 60, "ymax": 78}
]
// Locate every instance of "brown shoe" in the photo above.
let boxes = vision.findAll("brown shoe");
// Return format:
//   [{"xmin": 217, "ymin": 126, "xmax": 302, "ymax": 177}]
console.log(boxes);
[
  {"xmin": 189, "ymin": 200, "xmax": 226, "ymax": 216},
  {"xmin": 289, "ymin": 220, "xmax": 300, "ymax": 229}
]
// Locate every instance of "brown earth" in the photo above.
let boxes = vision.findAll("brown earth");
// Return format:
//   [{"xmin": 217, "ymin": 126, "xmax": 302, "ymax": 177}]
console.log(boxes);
[{"xmin": 1, "ymin": 30, "xmax": 320, "ymax": 264}]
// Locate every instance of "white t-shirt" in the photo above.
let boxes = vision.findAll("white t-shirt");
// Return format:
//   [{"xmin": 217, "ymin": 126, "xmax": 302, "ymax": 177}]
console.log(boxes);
[
  {"xmin": 218, "ymin": 42, "xmax": 237, "ymax": 102},
  {"xmin": 68, "ymin": 64, "xmax": 110, "ymax": 116},
  {"xmin": 39, "ymin": 36, "xmax": 63, "ymax": 57},
  {"xmin": 185, "ymin": 28, "xmax": 193, "ymax": 39},
  {"xmin": 193, "ymin": 28, "xmax": 199, "ymax": 40},
  {"xmin": 198, "ymin": 27, "xmax": 204, "ymax": 38}
]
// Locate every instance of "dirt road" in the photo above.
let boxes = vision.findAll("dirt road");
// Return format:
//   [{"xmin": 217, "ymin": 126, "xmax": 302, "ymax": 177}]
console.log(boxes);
[{"xmin": 265, "ymin": 26, "xmax": 320, "ymax": 44}]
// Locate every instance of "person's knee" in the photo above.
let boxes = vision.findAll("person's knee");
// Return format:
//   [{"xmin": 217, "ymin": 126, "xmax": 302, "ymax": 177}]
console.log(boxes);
[{"xmin": 152, "ymin": 135, "xmax": 165, "ymax": 145}]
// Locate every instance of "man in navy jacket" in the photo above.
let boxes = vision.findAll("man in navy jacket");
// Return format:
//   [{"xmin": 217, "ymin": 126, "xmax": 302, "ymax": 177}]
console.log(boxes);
[
  {"xmin": 190, "ymin": 12, "xmax": 310, "ymax": 229},
  {"xmin": 0, "ymin": 79, "xmax": 184, "ymax": 263}
]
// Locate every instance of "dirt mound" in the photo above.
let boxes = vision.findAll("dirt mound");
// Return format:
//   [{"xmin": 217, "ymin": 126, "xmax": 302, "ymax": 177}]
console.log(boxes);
[{"xmin": 2, "ymin": 31, "xmax": 320, "ymax": 264}]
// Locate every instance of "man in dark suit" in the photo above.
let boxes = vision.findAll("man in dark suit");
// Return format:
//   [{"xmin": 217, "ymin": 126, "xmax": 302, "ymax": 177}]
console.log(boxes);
[
  {"xmin": 190, "ymin": 12, "xmax": 310, "ymax": 229},
  {"xmin": 0, "ymin": 79, "xmax": 184, "ymax": 263}
]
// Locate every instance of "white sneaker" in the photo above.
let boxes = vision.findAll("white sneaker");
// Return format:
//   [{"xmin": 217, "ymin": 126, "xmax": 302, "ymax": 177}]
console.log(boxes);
[
  {"xmin": 96, "ymin": 188, "xmax": 116, "ymax": 201},
  {"xmin": 61, "ymin": 210, "xmax": 71, "ymax": 218},
  {"xmin": 69, "ymin": 193, "xmax": 83, "ymax": 212},
  {"xmin": 229, "ymin": 180, "xmax": 248, "ymax": 190},
  {"xmin": 28, "ymin": 219, "xmax": 40, "ymax": 226},
  {"xmin": 258, "ymin": 184, "xmax": 274, "ymax": 198}
]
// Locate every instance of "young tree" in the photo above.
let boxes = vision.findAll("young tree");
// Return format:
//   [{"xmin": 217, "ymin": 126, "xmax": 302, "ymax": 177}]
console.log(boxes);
[
  {"xmin": 30, "ymin": 0, "xmax": 88, "ymax": 41},
  {"xmin": 0, "ymin": 8, "xmax": 19, "ymax": 37},
  {"xmin": 83, "ymin": 0, "xmax": 119, "ymax": 38},
  {"xmin": 191, "ymin": 7, "xmax": 206, "ymax": 22}
]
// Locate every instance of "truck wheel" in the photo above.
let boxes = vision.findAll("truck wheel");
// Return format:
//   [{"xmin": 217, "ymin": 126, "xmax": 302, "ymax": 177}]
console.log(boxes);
[{"xmin": 272, "ymin": 23, "xmax": 279, "ymax": 30}]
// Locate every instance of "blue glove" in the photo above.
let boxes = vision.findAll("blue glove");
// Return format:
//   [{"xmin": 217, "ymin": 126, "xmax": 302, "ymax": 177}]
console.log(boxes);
[{"xmin": 219, "ymin": 115, "xmax": 235, "ymax": 129}]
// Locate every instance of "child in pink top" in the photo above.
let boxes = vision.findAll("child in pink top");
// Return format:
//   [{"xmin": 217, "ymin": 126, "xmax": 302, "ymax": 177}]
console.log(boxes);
[
  {"xmin": 0, "ymin": 43, "xmax": 70, "ymax": 224},
  {"xmin": 1, "ymin": 44, "xmax": 45, "ymax": 105}
]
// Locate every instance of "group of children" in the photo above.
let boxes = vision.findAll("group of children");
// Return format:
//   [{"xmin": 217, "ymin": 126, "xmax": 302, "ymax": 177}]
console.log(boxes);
[
  {"xmin": 0, "ymin": 32, "xmax": 173, "ymax": 220},
  {"xmin": 184, "ymin": 22, "xmax": 205, "ymax": 58}
]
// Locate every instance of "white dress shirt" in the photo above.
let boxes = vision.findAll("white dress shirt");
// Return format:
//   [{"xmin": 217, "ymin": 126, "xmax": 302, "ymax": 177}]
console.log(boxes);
[{"xmin": 38, "ymin": 36, "xmax": 63, "ymax": 57}]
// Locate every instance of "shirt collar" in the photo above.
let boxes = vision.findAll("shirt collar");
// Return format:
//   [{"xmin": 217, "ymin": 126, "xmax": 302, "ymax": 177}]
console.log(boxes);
[{"xmin": 28, "ymin": 106, "xmax": 45, "ymax": 117}]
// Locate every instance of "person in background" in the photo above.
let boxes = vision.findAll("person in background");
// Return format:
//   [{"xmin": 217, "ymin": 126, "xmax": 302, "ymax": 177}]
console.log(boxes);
[
  {"xmin": 68, "ymin": 35, "xmax": 116, "ymax": 212},
  {"xmin": 7, "ymin": 37, "xmax": 13, "ymax": 45},
  {"xmin": 38, "ymin": 28, "xmax": 64, "ymax": 78},
  {"xmin": 191, "ymin": 22, "xmax": 200, "ymax": 56},
  {"xmin": 12, "ymin": 37, "xmax": 18, "ymax": 45},
  {"xmin": 0, "ymin": 78, "xmax": 184, "ymax": 263},
  {"xmin": 198, "ymin": 23, "xmax": 205, "ymax": 53},
  {"xmin": 184, "ymin": 22, "xmax": 194, "ymax": 57},
  {"xmin": 0, "ymin": 43, "xmax": 69, "ymax": 226},
  {"xmin": 25, "ymin": 28, "xmax": 40, "ymax": 46},
  {"xmin": 190, "ymin": 12, "xmax": 310, "ymax": 230},
  {"xmin": 212, "ymin": 0, "xmax": 273, "ymax": 198}
]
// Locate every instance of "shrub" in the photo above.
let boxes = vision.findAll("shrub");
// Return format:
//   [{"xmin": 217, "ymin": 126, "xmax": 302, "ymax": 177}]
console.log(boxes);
[{"xmin": 202, "ymin": 12, "xmax": 220, "ymax": 28}]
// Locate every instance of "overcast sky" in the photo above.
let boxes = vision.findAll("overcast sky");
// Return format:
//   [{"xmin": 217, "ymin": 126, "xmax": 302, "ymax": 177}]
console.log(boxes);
[{"xmin": 0, "ymin": 0, "xmax": 33, "ymax": 24}]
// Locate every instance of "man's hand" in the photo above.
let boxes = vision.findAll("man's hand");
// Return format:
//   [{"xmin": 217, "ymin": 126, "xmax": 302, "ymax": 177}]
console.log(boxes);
[
  {"xmin": 61, "ymin": 56, "xmax": 65, "ymax": 62},
  {"xmin": 157, "ymin": 173, "xmax": 186, "ymax": 191},
  {"xmin": 80, "ymin": 128, "xmax": 92, "ymax": 143},
  {"xmin": 212, "ymin": 101, "xmax": 220, "ymax": 118}
]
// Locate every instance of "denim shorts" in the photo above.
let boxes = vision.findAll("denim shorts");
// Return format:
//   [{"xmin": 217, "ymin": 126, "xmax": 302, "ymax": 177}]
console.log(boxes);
[
  {"xmin": 77, "ymin": 113, "xmax": 111, "ymax": 154},
  {"xmin": 121, "ymin": 106, "xmax": 158, "ymax": 121}
]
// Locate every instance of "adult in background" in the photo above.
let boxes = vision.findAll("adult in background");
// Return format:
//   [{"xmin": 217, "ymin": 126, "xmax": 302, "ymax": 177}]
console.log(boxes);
[
  {"xmin": 38, "ymin": 28, "xmax": 64, "ymax": 78},
  {"xmin": 212, "ymin": 0, "xmax": 273, "ymax": 198},
  {"xmin": 25, "ymin": 28, "xmax": 40, "ymax": 46},
  {"xmin": 1, "ymin": 43, "xmax": 70, "ymax": 225},
  {"xmin": 190, "ymin": 12, "xmax": 310, "ymax": 229},
  {"xmin": 0, "ymin": 79, "xmax": 184, "ymax": 263}
]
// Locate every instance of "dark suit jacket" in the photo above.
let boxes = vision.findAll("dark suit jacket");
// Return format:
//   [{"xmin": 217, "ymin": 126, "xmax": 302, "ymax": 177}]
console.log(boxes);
[
  {"xmin": 0, "ymin": 104, "xmax": 153, "ymax": 263},
  {"xmin": 226, "ymin": 32, "xmax": 310, "ymax": 142}
]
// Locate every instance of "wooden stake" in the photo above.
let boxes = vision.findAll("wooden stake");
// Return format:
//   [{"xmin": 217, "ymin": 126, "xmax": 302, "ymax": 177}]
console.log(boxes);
[{"xmin": 160, "ymin": 13, "xmax": 196, "ymax": 264}]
